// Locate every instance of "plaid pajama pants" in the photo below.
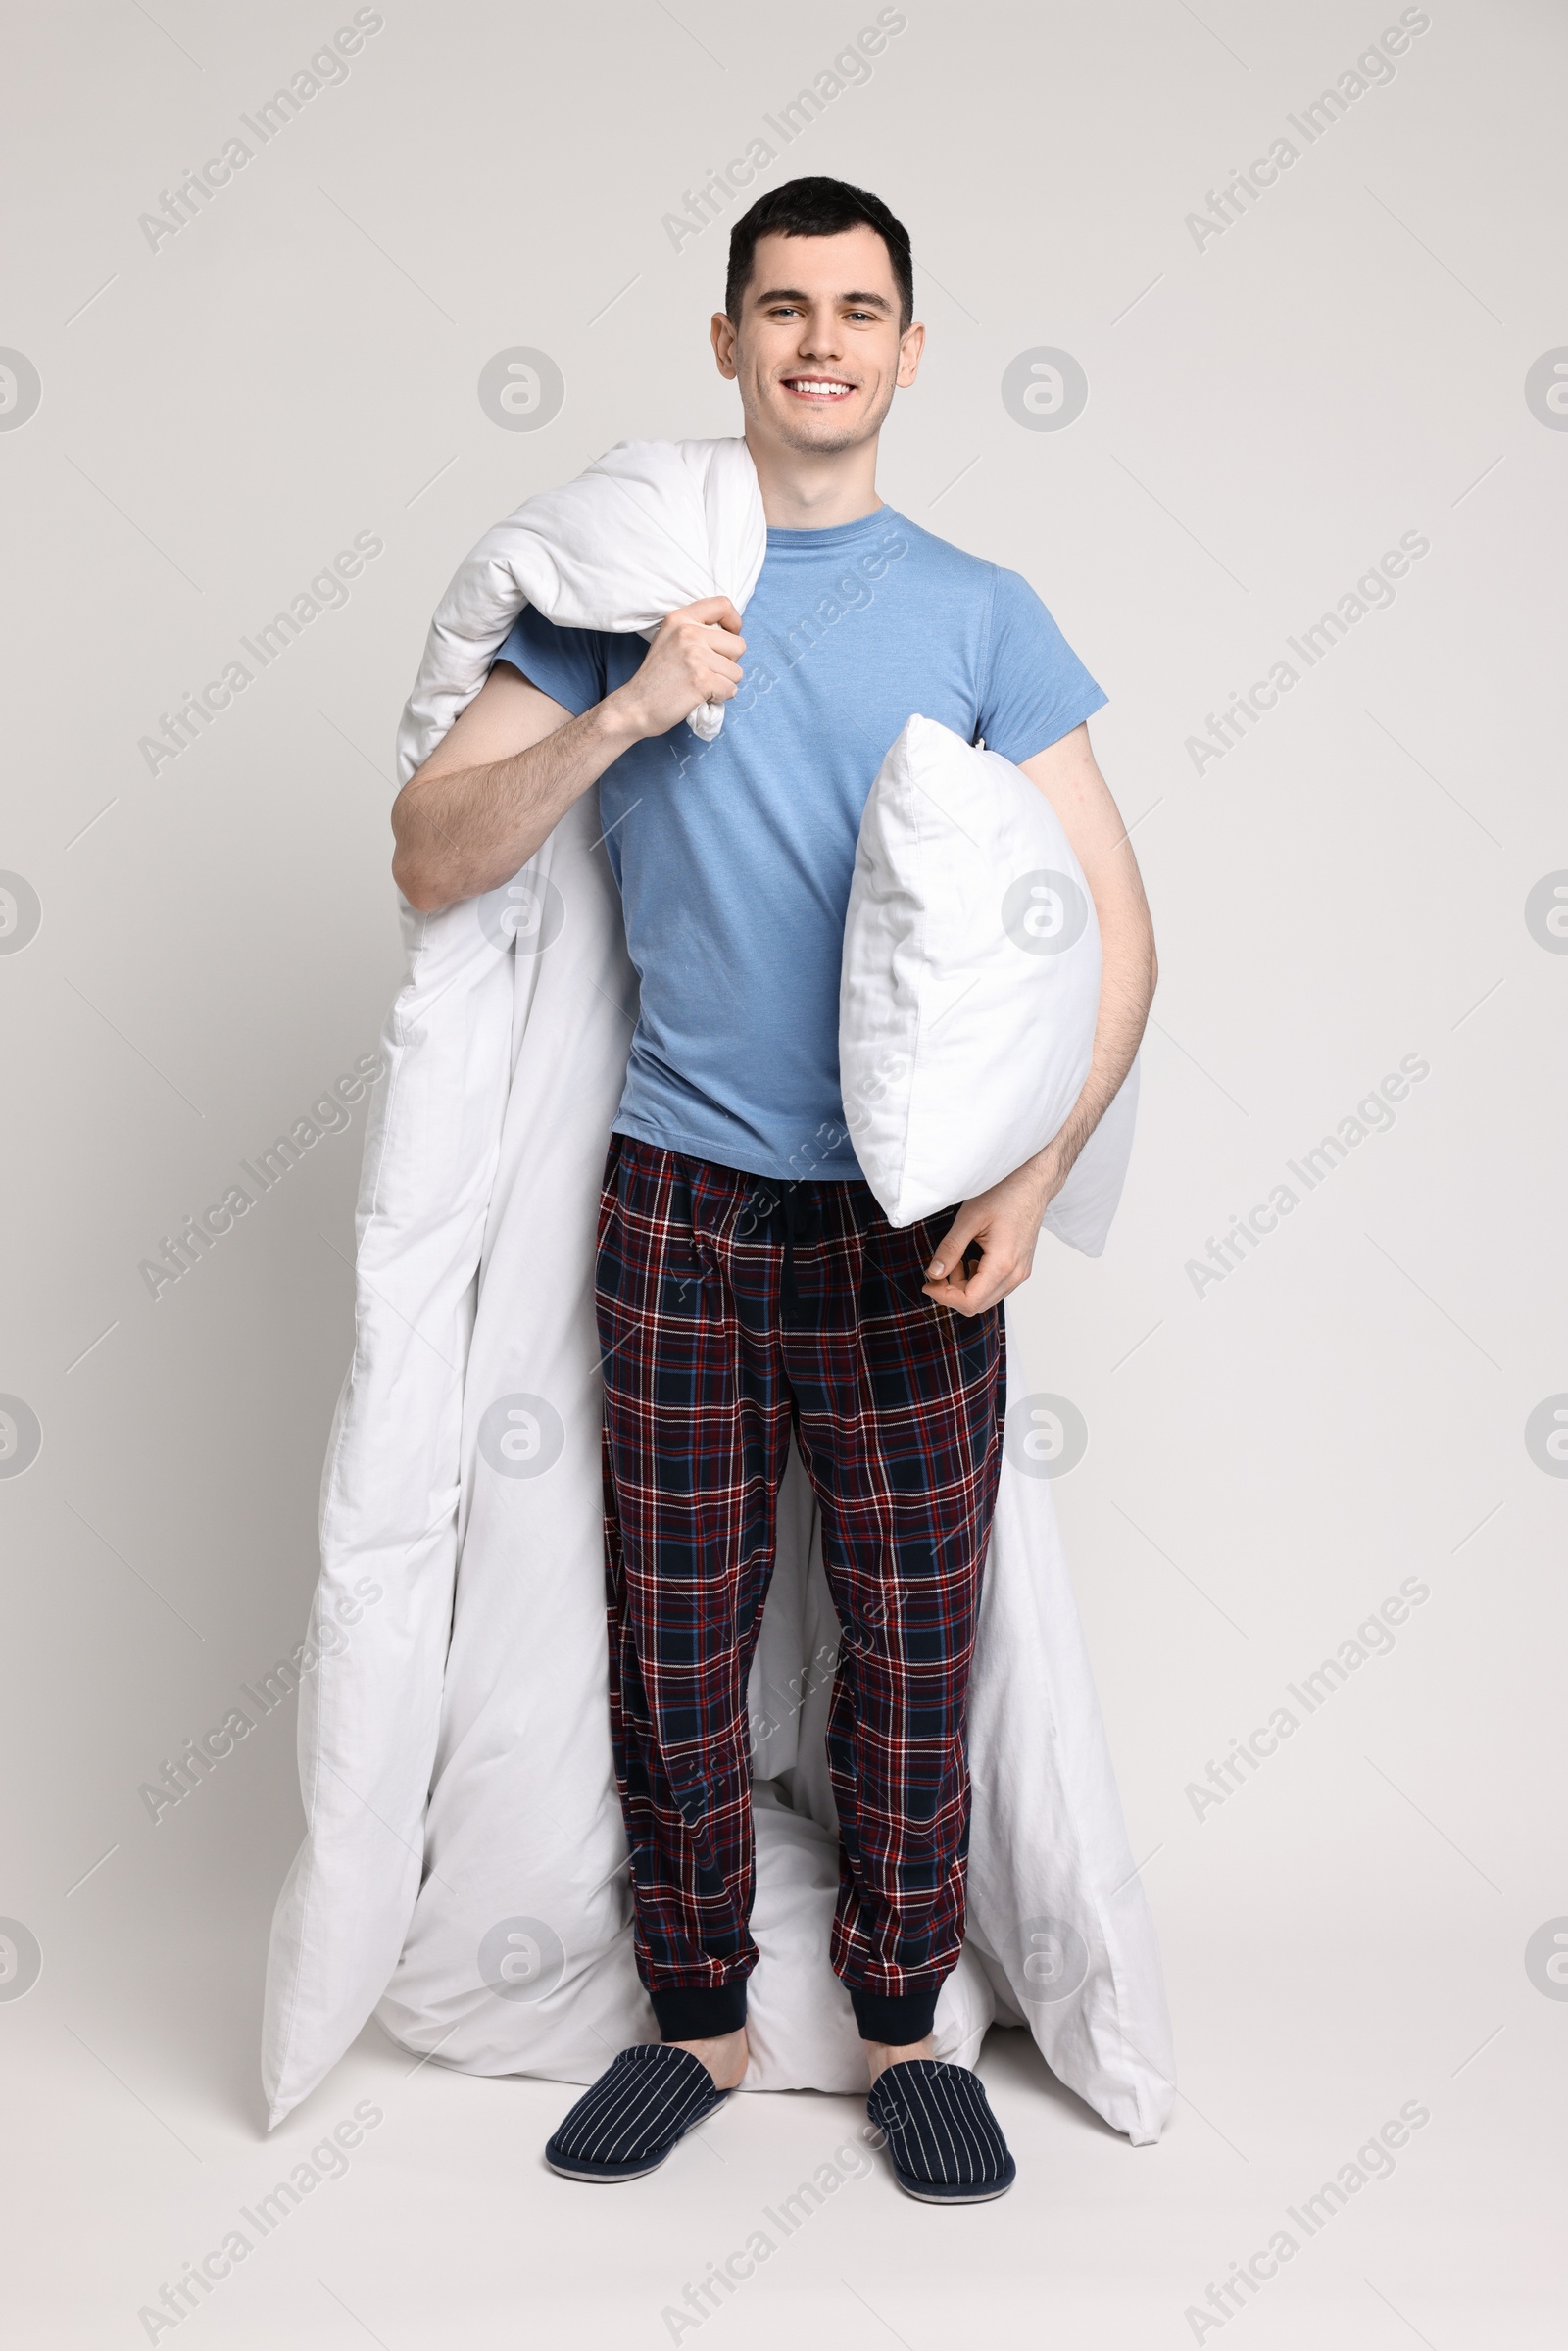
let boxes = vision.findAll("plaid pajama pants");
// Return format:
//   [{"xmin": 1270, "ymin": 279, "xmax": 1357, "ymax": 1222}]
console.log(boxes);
[{"xmin": 595, "ymin": 1134, "xmax": 1005, "ymax": 2047}]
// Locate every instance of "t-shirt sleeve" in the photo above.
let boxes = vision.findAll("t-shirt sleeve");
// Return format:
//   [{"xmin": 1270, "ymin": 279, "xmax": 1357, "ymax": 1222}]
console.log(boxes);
[
  {"xmin": 490, "ymin": 602, "xmax": 608, "ymax": 716},
  {"xmin": 977, "ymin": 566, "xmax": 1107, "ymax": 764}
]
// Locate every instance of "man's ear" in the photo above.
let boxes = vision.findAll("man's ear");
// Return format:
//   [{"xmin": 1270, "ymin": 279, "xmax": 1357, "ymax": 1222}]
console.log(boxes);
[
  {"xmin": 711, "ymin": 312, "xmax": 738, "ymax": 380},
  {"xmin": 896, "ymin": 320, "xmax": 925, "ymax": 388}
]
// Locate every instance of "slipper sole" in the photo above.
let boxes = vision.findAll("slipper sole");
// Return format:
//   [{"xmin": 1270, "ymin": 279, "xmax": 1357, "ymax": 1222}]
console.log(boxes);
[
  {"xmin": 544, "ymin": 2089, "xmax": 728, "ymax": 2182},
  {"xmin": 888, "ymin": 2159, "xmax": 1017, "ymax": 2204},
  {"xmin": 545, "ymin": 2151, "xmax": 672, "ymax": 2182}
]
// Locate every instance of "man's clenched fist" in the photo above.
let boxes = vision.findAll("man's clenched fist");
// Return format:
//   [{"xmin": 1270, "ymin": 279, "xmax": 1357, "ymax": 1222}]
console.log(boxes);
[{"xmin": 612, "ymin": 597, "xmax": 746, "ymax": 739}]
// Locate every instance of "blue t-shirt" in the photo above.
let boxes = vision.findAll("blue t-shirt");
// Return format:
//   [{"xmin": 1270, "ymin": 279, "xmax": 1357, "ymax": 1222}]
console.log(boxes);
[{"xmin": 493, "ymin": 504, "xmax": 1105, "ymax": 1184}]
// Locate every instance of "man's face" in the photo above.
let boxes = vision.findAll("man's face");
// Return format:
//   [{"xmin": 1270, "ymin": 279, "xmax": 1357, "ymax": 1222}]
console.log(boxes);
[{"xmin": 712, "ymin": 224, "xmax": 923, "ymax": 454}]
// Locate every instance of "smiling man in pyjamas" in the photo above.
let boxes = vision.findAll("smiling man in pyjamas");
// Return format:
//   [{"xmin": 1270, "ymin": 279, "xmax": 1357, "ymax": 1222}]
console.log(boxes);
[{"xmin": 390, "ymin": 177, "xmax": 1156, "ymax": 2199}]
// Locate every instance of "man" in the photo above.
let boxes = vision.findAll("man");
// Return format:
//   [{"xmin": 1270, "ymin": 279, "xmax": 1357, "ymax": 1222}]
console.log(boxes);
[{"xmin": 390, "ymin": 177, "xmax": 1155, "ymax": 2200}]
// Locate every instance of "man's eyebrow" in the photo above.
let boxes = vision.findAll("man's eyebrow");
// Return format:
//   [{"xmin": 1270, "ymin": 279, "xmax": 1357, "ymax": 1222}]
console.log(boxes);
[{"xmin": 752, "ymin": 285, "xmax": 895, "ymax": 314}]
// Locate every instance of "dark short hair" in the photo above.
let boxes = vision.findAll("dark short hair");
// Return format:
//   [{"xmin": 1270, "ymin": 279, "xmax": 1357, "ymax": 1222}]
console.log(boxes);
[{"xmin": 725, "ymin": 176, "xmax": 913, "ymax": 332}]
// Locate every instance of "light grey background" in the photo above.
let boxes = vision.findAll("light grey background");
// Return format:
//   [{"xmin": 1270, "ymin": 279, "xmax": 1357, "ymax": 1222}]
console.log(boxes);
[{"xmin": 2, "ymin": 0, "xmax": 1564, "ymax": 2342}]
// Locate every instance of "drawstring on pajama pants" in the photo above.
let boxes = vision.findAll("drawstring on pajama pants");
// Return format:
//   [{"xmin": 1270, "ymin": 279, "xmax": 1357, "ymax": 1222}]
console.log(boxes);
[
  {"xmin": 737, "ymin": 1180, "xmax": 815, "ymax": 1323},
  {"xmin": 779, "ymin": 1182, "xmax": 803, "ymax": 1322}
]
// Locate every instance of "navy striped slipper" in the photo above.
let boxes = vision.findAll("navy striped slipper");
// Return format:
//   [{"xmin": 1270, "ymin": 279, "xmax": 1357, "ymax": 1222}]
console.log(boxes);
[
  {"xmin": 545, "ymin": 2044, "xmax": 731, "ymax": 2182},
  {"xmin": 865, "ymin": 2058, "xmax": 1016, "ymax": 2203}
]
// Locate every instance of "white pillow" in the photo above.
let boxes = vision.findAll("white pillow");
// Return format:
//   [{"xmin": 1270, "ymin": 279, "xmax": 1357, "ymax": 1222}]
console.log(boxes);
[
  {"xmin": 1042, "ymin": 1050, "xmax": 1140, "ymax": 1257},
  {"xmin": 840, "ymin": 712, "xmax": 1115, "ymax": 1235}
]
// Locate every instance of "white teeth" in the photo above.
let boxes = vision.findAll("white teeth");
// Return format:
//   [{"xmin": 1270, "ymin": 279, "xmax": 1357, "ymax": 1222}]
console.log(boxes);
[{"xmin": 788, "ymin": 379, "xmax": 852, "ymax": 396}]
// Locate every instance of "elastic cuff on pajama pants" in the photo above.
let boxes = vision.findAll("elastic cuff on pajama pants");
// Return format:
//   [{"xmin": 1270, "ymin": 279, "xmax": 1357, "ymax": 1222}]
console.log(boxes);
[
  {"xmin": 651, "ymin": 1981, "xmax": 750, "ymax": 2041},
  {"xmin": 849, "ymin": 1985, "xmax": 941, "ymax": 2045}
]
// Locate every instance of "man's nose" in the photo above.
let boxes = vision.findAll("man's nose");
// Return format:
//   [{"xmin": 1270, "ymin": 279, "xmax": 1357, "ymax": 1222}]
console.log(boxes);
[{"xmin": 795, "ymin": 316, "xmax": 843, "ymax": 360}]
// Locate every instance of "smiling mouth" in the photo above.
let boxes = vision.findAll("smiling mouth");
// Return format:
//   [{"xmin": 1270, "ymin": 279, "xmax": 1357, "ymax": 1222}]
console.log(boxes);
[{"xmin": 781, "ymin": 376, "xmax": 857, "ymax": 401}]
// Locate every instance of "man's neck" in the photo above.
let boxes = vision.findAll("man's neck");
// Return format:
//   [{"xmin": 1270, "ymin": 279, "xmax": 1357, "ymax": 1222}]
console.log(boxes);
[{"xmin": 744, "ymin": 427, "xmax": 884, "ymax": 531}]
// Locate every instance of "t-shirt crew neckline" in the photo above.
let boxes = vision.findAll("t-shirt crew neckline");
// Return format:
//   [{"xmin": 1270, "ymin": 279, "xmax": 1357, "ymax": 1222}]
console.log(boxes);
[{"xmin": 763, "ymin": 506, "xmax": 901, "ymax": 552}]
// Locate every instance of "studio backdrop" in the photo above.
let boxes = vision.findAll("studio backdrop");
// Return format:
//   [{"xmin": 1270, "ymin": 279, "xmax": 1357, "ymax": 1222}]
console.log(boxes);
[{"xmin": 1, "ymin": 2, "xmax": 1562, "ymax": 2345}]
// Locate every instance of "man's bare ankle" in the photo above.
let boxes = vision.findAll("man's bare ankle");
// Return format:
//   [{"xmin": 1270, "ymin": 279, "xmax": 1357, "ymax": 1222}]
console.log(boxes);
[
  {"xmin": 667, "ymin": 2026, "xmax": 749, "ymax": 2090},
  {"xmin": 864, "ymin": 2033, "xmax": 935, "ymax": 2086}
]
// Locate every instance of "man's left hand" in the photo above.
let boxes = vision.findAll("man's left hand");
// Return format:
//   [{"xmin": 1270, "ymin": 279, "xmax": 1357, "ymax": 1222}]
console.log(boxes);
[{"xmin": 921, "ymin": 1146, "xmax": 1069, "ymax": 1317}]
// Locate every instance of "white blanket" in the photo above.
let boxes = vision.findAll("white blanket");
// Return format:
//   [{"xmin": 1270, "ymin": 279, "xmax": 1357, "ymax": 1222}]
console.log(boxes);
[{"xmin": 261, "ymin": 437, "xmax": 1175, "ymax": 2143}]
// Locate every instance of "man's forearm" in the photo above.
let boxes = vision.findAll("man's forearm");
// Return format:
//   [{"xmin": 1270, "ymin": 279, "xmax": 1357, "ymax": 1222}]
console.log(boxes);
[
  {"xmin": 920, "ymin": 898, "xmax": 1155, "ymax": 1316},
  {"xmin": 1006, "ymin": 725, "xmax": 1157, "ymax": 1206},
  {"xmin": 391, "ymin": 694, "xmax": 641, "ymax": 912},
  {"xmin": 391, "ymin": 597, "xmax": 747, "ymax": 913},
  {"xmin": 1027, "ymin": 902, "xmax": 1157, "ymax": 1192}
]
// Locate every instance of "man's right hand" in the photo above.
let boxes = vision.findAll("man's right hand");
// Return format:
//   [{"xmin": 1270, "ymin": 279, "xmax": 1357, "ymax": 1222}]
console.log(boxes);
[{"xmin": 611, "ymin": 597, "xmax": 746, "ymax": 739}]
